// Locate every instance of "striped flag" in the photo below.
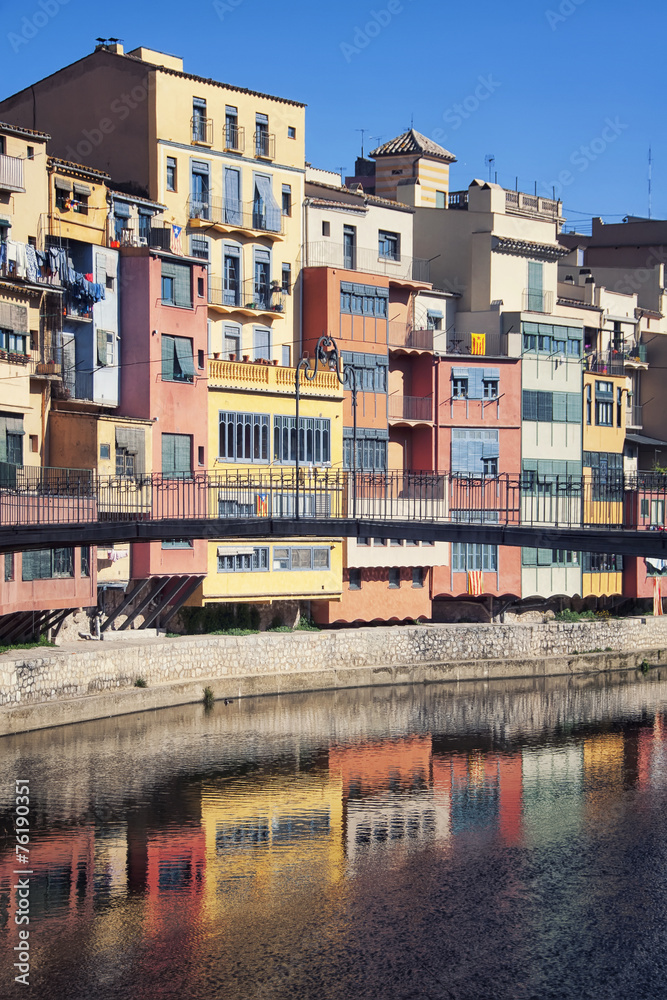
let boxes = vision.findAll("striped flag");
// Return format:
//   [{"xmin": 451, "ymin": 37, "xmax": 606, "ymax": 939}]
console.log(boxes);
[
  {"xmin": 467, "ymin": 570, "xmax": 484, "ymax": 596},
  {"xmin": 256, "ymin": 494, "xmax": 268, "ymax": 517},
  {"xmin": 171, "ymin": 224, "xmax": 183, "ymax": 255},
  {"xmin": 653, "ymin": 577, "xmax": 663, "ymax": 616},
  {"xmin": 471, "ymin": 333, "xmax": 486, "ymax": 355}
]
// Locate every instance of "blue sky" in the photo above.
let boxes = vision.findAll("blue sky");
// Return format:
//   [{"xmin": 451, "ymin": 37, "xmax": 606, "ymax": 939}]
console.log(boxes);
[{"xmin": 4, "ymin": 0, "xmax": 665, "ymax": 230}]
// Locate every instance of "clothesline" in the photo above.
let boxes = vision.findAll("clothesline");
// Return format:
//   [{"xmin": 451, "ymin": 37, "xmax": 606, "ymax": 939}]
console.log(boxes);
[{"xmin": 0, "ymin": 239, "xmax": 105, "ymax": 304}]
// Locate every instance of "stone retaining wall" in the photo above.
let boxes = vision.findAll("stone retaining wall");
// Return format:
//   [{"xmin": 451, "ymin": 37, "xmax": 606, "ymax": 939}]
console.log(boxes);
[{"xmin": 1, "ymin": 617, "xmax": 666, "ymax": 716}]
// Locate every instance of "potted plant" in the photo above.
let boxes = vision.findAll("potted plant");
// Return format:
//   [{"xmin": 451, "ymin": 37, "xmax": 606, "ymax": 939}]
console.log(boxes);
[{"xmin": 242, "ymin": 354, "xmax": 250, "ymax": 362}]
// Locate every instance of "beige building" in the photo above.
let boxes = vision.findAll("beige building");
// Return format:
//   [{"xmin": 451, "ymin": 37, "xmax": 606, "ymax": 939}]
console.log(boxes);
[{"xmin": 0, "ymin": 42, "xmax": 306, "ymax": 370}]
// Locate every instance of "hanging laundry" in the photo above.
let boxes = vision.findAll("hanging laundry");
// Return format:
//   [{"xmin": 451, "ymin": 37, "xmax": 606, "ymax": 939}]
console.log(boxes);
[
  {"xmin": 84, "ymin": 273, "xmax": 94, "ymax": 282},
  {"xmin": 25, "ymin": 244, "xmax": 38, "ymax": 283}
]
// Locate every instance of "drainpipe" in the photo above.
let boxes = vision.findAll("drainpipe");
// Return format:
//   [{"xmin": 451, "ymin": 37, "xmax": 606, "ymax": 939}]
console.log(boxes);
[{"xmin": 300, "ymin": 197, "xmax": 310, "ymax": 360}]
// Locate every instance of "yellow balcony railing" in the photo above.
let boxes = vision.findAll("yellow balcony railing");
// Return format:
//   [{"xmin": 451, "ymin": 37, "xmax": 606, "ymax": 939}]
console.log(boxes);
[{"xmin": 208, "ymin": 359, "xmax": 344, "ymax": 398}]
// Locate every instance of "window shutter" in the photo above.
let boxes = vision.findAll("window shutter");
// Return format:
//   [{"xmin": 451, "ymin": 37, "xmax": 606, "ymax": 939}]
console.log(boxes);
[
  {"xmin": 522, "ymin": 547, "xmax": 538, "ymax": 566},
  {"xmin": 537, "ymin": 392, "xmax": 553, "ymax": 422},
  {"xmin": 552, "ymin": 392, "xmax": 567, "ymax": 422},
  {"xmin": 97, "ymin": 327, "xmax": 108, "ymax": 366},
  {"xmin": 174, "ymin": 435, "xmax": 191, "ymax": 474},
  {"xmin": 538, "ymin": 460, "xmax": 554, "ymax": 477},
  {"xmin": 451, "ymin": 438, "xmax": 466, "ymax": 474},
  {"xmin": 21, "ymin": 550, "xmax": 37, "ymax": 581},
  {"xmin": 537, "ymin": 548, "xmax": 552, "ymax": 565},
  {"xmin": 224, "ymin": 168, "xmax": 241, "ymax": 225},
  {"xmin": 254, "ymin": 175, "xmax": 281, "ymax": 232},
  {"xmin": 161, "ymin": 434, "xmax": 175, "ymax": 474},
  {"xmin": 522, "ymin": 390, "xmax": 538, "ymax": 421},
  {"xmin": 174, "ymin": 337, "xmax": 194, "ymax": 379},
  {"xmin": 482, "ymin": 440, "xmax": 499, "ymax": 459},
  {"xmin": 566, "ymin": 461, "xmax": 581, "ymax": 478},
  {"xmin": 567, "ymin": 393, "xmax": 582, "ymax": 422},
  {"xmin": 162, "ymin": 335, "xmax": 175, "ymax": 381},
  {"xmin": 467, "ymin": 440, "xmax": 484, "ymax": 475},
  {"xmin": 468, "ymin": 368, "xmax": 484, "ymax": 399}
]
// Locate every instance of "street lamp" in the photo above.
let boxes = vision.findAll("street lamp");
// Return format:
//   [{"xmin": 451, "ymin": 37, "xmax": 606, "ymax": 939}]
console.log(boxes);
[{"xmin": 295, "ymin": 335, "xmax": 355, "ymax": 520}]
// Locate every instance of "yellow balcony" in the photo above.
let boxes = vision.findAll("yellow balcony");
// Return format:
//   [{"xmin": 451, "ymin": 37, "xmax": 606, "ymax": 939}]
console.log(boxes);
[
  {"xmin": 187, "ymin": 196, "xmax": 284, "ymax": 242},
  {"xmin": 208, "ymin": 359, "xmax": 345, "ymax": 399}
]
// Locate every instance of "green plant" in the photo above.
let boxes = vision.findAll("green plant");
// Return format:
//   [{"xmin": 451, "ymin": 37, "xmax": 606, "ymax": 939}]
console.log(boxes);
[
  {"xmin": 554, "ymin": 609, "xmax": 597, "ymax": 622},
  {"xmin": 0, "ymin": 635, "xmax": 54, "ymax": 656},
  {"xmin": 203, "ymin": 686, "xmax": 214, "ymax": 708},
  {"xmin": 166, "ymin": 632, "xmax": 180, "ymax": 638},
  {"xmin": 605, "ymin": 646, "xmax": 613, "ymax": 652},
  {"xmin": 269, "ymin": 614, "xmax": 284, "ymax": 630},
  {"xmin": 267, "ymin": 624, "xmax": 293, "ymax": 632},
  {"xmin": 640, "ymin": 658, "xmax": 650, "ymax": 675},
  {"xmin": 134, "ymin": 677, "xmax": 147, "ymax": 688},
  {"xmin": 296, "ymin": 617, "xmax": 320, "ymax": 631}
]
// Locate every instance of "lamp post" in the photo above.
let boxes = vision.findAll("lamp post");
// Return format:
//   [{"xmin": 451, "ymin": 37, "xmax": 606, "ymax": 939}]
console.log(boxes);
[{"xmin": 295, "ymin": 335, "xmax": 351, "ymax": 520}]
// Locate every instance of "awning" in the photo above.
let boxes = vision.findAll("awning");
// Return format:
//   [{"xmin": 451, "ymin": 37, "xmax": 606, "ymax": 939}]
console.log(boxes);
[
  {"xmin": 54, "ymin": 177, "xmax": 72, "ymax": 191},
  {"xmin": 217, "ymin": 546, "xmax": 255, "ymax": 557},
  {"xmin": 626, "ymin": 433, "xmax": 667, "ymax": 447}
]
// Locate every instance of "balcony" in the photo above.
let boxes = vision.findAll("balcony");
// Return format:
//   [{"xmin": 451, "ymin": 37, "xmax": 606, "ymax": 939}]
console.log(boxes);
[
  {"xmin": 208, "ymin": 277, "xmax": 286, "ymax": 319},
  {"xmin": 586, "ymin": 354, "xmax": 625, "ymax": 377},
  {"xmin": 224, "ymin": 123, "xmax": 245, "ymax": 153},
  {"xmin": 109, "ymin": 217, "xmax": 166, "ymax": 249},
  {"xmin": 522, "ymin": 289, "xmax": 554, "ymax": 314},
  {"xmin": 388, "ymin": 322, "xmax": 434, "ymax": 352},
  {"xmin": 254, "ymin": 130, "xmax": 275, "ymax": 159},
  {"xmin": 448, "ymin": 190, "xmax": 469, "ymax": 209},
  {"xmin": 388, "ymin": 394, "xmax": 433, "ymax": 423},
  {"xmin": 303, "ymin": 241, "xmax": 431, "ymax": 283},
  {"xmin": 208, "ymin": 358, "xmax": 344, "ymax": 399},
  {"xmin": 627, "ymin": 404, "xmax": 643, "ymax": 430},
  {"xmin": 191, "ymin": 115, "xmax": 213, "ymax": 145},
  {"xmin": 0, "ymin": 153, "xmax": 24, "ymax": 193},
  {"xmin": 187, "ymin": 196, "xmax": 284, "ymax": 240},
  {"xmin": 506, "ymin": 190, "xmax": 560, "ymax": 220},
  {"xmin": 440, "ymin": 330, "xmax": 507, "ymax": 357}
]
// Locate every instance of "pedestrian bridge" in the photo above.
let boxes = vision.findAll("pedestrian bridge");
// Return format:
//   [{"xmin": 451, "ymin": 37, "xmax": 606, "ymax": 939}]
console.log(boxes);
[{"xmin": 1, "ymin": 467, "xmax": 667, "ymax": 558}]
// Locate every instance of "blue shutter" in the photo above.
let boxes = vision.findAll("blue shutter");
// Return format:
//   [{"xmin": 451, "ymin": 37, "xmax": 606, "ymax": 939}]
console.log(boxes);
[
  {"xmin": 522, "ymin": 390, "xmax": 538, "ymax": 420},
  {"xmin": 451, "ymin": 438, "xmax": 466, "ymax": 473},
  {"xmin": 468, "ymin": 368, "xmax": 484, "ymax": 399},
  {"xmin": 537, "ymin": 392, "xmax": 553, "ymax": 422},
  {"xmin": 467, "ymin": 440, "xmax": 484, "ymax": 475},
  {"xmin": 482, "ymin": 440, "xmax": 499, "ymax": 459},
  {"xmin": 224, "ymin": 168, "xmax": 241, "ymax": 225}
]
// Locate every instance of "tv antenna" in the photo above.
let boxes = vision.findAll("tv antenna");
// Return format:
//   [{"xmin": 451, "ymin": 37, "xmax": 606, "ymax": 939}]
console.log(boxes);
[
  {"xmin": 355, "ymin": 128, "xmax": 369, "ymax": 158},
  {"xmin": 485, "ymin": 154, "xmax": 495, "ymax": 182}
]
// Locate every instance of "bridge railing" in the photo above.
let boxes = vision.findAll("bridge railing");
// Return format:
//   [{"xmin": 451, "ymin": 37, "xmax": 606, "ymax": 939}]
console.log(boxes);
[{"xmin": 2, "ymin": 469, "xmax": 667, "ymax": 532}]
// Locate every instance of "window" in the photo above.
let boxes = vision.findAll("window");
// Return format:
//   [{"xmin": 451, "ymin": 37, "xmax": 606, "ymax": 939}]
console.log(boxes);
[
  {"xmin": 162, "ymin": 539, "xmax": 194, "ymax": 549},
  {"xmin": 27, "ymin": 145, "xmax": 34, "ymax": 160},
  {"xmin": 435, "ymin": 190, "xmax": 446, "ymax": 208},
  {"xmin": 617, "ymin": 387, "xmax": 623, "ymax": 428},
  {"xmin": 586, "ymin": 384, "xmax": 592, "ymax": 424},
  {"xmin": 219, "ymin": 499, "xmax": 254, "ymax": 518},
  {"xmin": 281, "ymin": 263, "xmax": 291, "ymax": 293},
  {"xmin": 161, "ymin": 260, "xmax": 192, "ymax": 308},
  {"xmin": 162, "ymin": 335, "xmax": 194, "ymax": 382},
  {"xmin": 0, "ymin": 329, "xmax": 28, "ymax": 356},
  {"xmin": 166, "ymin": 157, "xmax": 177, "ymax": 192},
  {"xmin": 389, "ymin": 568, "xmax": 401, "ymax": 588},
  {"xmin": 225, "ymin": 106, "xmax": 239, "ymax": 149},
  {"xmin": 322, "ymin": 220, "xmax": 330, "ymax": 237},
  {"xmin": 192, "ymin": 98, "xmax": 209, "ymax": 143},
  {"xmin": 527, "ymin": 261, "xmax": 544, "ymax": 312},
  {"xmin": 343, "ymin": 435, "xmax": 387, "ymax": 471},
  {"xmin": 343, "ymin": 225, "xmax": 356, "ymax": 270},
  {"xmin": 451, "ymin": 429, "xmax": 499, "ymax": 477},
  {"xmin": 349, "ymin": 568, "xmax": 362, "ymax": 590},
  {"xmin": 81, "ymin": 546, "xmax": 90, "ymax": 577},
  {"xmin": 223, "ymin": 325, "xmax": 241, "ymax": 360},
  {"xmin": 522, "ymin": 390, "xmax": 580, "ymax": 423},
  {"xmin": 340, "ymin": 287, "xmax": 388, "ymax": 317},
  {"xmin": 162, "ymin": 433, "xmax": 192, "ymax": 478},
  {"xmin": 22, "ymin": 548, "xmax": 74, "ymax": 581},
  {"xmin": 5, "ymin": 552, "xmax": 14, "ymax": 582},
  {"xmin": 274, "ymin": 416, "xmax": 331, "ymax": 464},
  {"xmin": 522, "ymin": 548, "xmax": 579, "ymax": 567},
  {"xmin": 29, "ymin": 434, "xmax": 38, "ymax": 451},
  {"xmin": 582, "ymin": 552, "xmax": 622, "ymax": 573},
  {"xmin": 96, "ymin": 329, "xmax": 114, "ymax": 367},
  {"xmin": 116, "ymin": 447, "xmax": 135, "ymax": 476},
  {"xmin": 197, "ymin": 277, "xmax": 205, "ymax": 298},
  {"xmin": 100, "ymin": 443, "xmax": 110, "ymax": 459},
  {"xmin": 281, "ymin": 184, "xmax": 292, "ymax": 217},
  {"xmin": 452, "ymin": 543, "xmax": 498, "ymax": 573},
  {"xmin": 272, "ymin": 546, "xmax": 330, "ymax": 571},
  {"xmin": 358, "ymin": 537, "xmax": 371, "ymax": 546},
  {"xmin": 427, "ymin": 311, "xmax": 442, "ymax": 331},
  {"xmin": 595, "ymin": 381, "xmax": 614, "ymax": 426},
  {"xmin": 390, "ymin": 538, "xmax": 403, "ymax": 546},
  {"xmin": 281, "ymin": 344, "xmax": 291, "ymax": 367},
  {"xmin": 219, "ymin": 411, "xmax": 270, "ymax": 463},
  {"xmin": 482, "ymin": 378, "xmax": 499, "ymax": 399},
  {"xmin": 253, "ymin": 326, "xmax": 271, "ymax": 362},
  {"xmin": 374, "ymin": 538, "xmax": 387, "ymax": 546},
  {"xmin": 287, "ymin": 126, "xmax": 296, "ymax": 139},
  {"xmin": 73, "ymin": 192, "xmax": 88, "ymax": 215},
  {"xmin": 218, "ymin": 547, "xmax": 269, "ymax": 573},
  {"xmin": 190, "ymin": 159, "xmax": 210, "ymax": 219},
  {"xmin": 378, "ymin": 230, "xmax": 400, "ymax": 261},
  {"xmin": 451, "ymin": 377, "xmax": 468, "ymax": 399},
  {"xmin": 255, "ymin": 113, "xmax": 270, "ymax": 157},
  {"xmin": 223, "ymin": 245, "xmax": 240, "ymax": 306},
  {"xmin": 412, "ymin": 567, "xmax": 425, "ymax": 588}
]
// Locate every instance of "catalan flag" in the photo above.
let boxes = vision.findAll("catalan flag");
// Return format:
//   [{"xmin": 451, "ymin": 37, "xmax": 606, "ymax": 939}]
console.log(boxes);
[
  {"xmin": 471, "ymin": 333, "xmax": 486, "ymax": 355},
  {"xmin": 256, "ymin": 493, "xmax": 269, "ymax": 517},
  {"xmin": 467, "ymin": 570, "xmax": 484, "ymax": 596},
  {"xmin": 171, "ymin": 224, "xmax": 183, "ymax": 255}
]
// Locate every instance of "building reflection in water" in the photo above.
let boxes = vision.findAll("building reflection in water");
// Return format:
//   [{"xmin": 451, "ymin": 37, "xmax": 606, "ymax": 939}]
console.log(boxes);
[{"xmin": 1, "ymin": 678, "xmax": 666, "ymax": 999}]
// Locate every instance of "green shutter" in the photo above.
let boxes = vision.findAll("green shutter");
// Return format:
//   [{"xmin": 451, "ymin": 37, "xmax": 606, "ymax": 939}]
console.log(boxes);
[
  {"xmin": 567, "ymin": 393, "xmax": 582, "ymax": 422},
  {"xmin": 522, "ymin": 547, "xmax": 538, "ymax": 566},
  {"xmin": 537, "ymin": 548, "xmax": 552, "ymax": 566},
  {"xmin": 162, "ymin": 433, "xmax": 175, "ymax": 474},
  {"xmin": 174, "ymin": 337, "xmax": 194, "ymax": 379},
  {"xmin": 552, "ymin": 392, "xmax": 567, "ymax": 422},
  {"xmin": 174, "ymin": 434, "xmax": 191, "ymax": 474},
  {"xmin": 162, "ymin": 335, "xmax": 175, "ymax": 381}
]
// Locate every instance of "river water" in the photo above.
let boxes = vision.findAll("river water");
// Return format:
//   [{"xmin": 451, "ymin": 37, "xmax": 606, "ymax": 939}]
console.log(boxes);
[{"xmin": 2, "ymin": 671, "xmax": 667, "ymax": 999}]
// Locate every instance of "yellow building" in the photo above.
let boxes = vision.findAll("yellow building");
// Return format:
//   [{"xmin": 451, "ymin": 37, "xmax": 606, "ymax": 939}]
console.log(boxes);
[
  {"xmin": 192, "ymin": 358, "xmax": 344, "ymax": 614},
  {"xmin": 368, "ymin": 129, "xmax": 456, "ymax": 207},
  {"xmin": 582, "ymin": 369, "xmax": 626, "ymax": 596},
  {"xmin": 0, "ymin": 121, "xmax": 56, "ymax": 473},
  {"xmin": 0, "ymin": 41, "xmax": 306, "ymax": 368}
]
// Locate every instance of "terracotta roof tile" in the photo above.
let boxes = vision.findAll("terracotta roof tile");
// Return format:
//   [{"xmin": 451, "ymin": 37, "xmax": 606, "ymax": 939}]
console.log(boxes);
[{"xmin": 370, "ymin": 129, "xmax": 456, "ymax": 163}]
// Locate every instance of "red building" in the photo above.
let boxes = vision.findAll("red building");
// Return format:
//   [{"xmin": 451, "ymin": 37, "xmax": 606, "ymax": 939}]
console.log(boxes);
[{"xmin": 117, "ymin": 246, "xmax": 209, "ymax": 614}]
